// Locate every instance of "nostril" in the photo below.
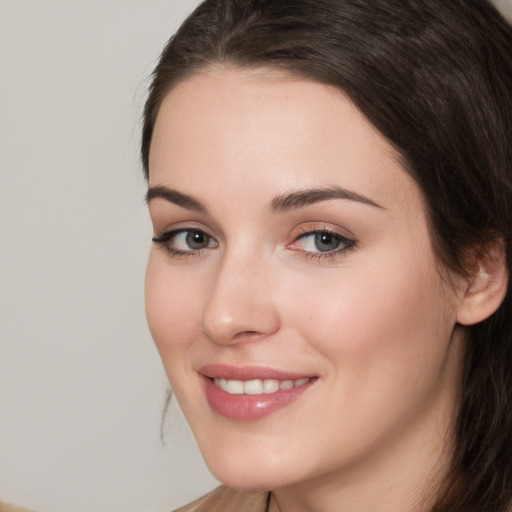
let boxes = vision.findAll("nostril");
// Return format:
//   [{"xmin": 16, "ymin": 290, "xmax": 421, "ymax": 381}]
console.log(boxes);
[{"xmin": 233, "ymin": 330, "xmax": 269, "ymax": 342}]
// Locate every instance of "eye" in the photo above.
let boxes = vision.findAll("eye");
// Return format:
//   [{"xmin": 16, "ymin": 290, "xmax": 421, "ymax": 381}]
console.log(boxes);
[
  {"xmin": 152, "ymin": 228, "xmax": 218, "ymax": 256},
  {"xmin": 175, "ymin": 230, "xmax": 214, "ymax": 250},
  {"xmin": 288, "ymin": 229, "xmax": 356, "ymax": 258},
  {"xmin": 302, "ymin": 232, "xmax": 343, "ymax": 252}
]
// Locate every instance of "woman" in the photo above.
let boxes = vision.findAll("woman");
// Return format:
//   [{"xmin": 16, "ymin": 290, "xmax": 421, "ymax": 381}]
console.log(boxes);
[{"xmin": 141, "ymin": 1, "xmax": 512, "ymax": 511}]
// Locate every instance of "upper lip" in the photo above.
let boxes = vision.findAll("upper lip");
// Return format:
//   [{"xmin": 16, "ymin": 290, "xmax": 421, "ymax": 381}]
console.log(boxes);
[{"xmin": 198, "ymin": 363, "xmax": 315, "ymax": 381}]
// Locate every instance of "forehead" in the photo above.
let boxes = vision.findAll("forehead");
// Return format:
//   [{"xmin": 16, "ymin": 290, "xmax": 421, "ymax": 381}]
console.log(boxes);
[{"xmin": 149, "ymin": 67, "xmax": 421, "ymax": 214}]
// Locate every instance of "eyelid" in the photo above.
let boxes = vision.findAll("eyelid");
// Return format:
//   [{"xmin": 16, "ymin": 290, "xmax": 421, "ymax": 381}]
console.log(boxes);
[
  {"xmin": 152, "ymin": 228, "xmax": 217, "ymax": 245},
  {"xmin": 286, "ymin": 223, "xmax": 357, "ymax": 260},
  {"xmin": 288, "ymin": 222, "xmax": 355, "ymax": 244},
  {"xmin": 291, "ymin": 221, "xmax": 355, "ymax": 238},
  {"xmin": 151, "ymin": 217, "xmax": 213, "ymax": 234},
  {"xmin": 152, "ymin": 225, "xmax": 219, "ymax": 258}
]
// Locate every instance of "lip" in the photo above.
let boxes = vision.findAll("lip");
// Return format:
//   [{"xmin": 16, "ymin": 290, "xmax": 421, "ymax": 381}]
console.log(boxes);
[
  {"xmin": 198, "ymin": 364, "xmax": 317, "ymax": 421},
  {"xmin": 199, "ymin": 363, "xmax": 313, "ymax": 381}
]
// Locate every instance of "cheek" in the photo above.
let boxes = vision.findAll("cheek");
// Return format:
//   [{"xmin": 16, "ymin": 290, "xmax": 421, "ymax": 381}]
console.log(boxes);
[
  {"xmin": 145, "ymin": 253, "xmax": 199, "ymax": 358},
  {"xmin": 284, "ymin": 250, "xmax": 457, "ymax": 396},
  {"xmin": 274, "ymin": 258, "xmax": 459, "ymax": 462}
]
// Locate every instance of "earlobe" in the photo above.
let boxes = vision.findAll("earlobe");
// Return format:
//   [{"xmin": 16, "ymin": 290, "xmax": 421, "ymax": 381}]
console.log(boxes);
[{"xmin": 456, "ymin": 240, "xmax": 508, "ymax": 326}]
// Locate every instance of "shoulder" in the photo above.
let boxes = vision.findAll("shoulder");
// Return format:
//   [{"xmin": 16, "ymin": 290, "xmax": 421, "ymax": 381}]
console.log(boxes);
[{"xmin": 174, "ymin": 486, "xmax": 268, "ymax": 512}]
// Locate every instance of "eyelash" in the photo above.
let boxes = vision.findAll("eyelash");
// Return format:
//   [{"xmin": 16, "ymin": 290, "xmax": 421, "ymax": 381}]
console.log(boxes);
[
  {"xmin": 289, "ymin": 228, "xmax": 356, "ymax": 261},
  {"xmin": 152, "ymin": 229, "xmax": 217, "ymax": 258},
  {"xmin": 152, "ymin": 227, "xmax": 357, "ymax": 261}
]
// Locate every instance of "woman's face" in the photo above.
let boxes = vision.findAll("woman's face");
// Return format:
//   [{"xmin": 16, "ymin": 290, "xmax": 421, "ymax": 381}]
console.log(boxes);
[{"xmin": 145, "ymin": 68, "xmax": 464, "ymax": 492}]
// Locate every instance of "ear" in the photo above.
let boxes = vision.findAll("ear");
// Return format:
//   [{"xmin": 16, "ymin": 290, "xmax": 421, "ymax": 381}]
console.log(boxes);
[{"xmin": 456, "ymin": 239, "xmax": 508, "ymax": 326}]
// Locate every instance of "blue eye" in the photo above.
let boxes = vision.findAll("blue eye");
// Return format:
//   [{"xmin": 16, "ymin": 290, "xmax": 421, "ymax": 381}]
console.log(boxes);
[
  {"xmin": 311, "ymin": 232, "xmax": 343, "ymax": 252},
  {"xmin": 152, "ymin": 229, "xmax": 217, "ymax": 255},
  {"xmin": 290, "ymin": 230, "xmax": 355, "ymax": 257},
  {"xmin": 180, "ymin": 230, "xmax": 214, "ymax": 250}
]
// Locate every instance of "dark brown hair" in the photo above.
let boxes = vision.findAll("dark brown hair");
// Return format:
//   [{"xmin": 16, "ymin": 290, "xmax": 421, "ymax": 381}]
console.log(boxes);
[{"xmin": 141, "ymin": 1, "xmax": 512, "ymax": 510}]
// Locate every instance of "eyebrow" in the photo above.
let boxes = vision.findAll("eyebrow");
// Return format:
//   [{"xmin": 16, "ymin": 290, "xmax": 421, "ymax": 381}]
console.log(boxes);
[
  {"xmin": 269, "ymin": 186, "xmax": 384, "ymax": 213},
  {"xmin": 145, "ymin": 186, "xmax": 207, "ymax": 213},
  {"xmin": 145, "ymin": 184, "xmax": 383, "ymax": 214}
]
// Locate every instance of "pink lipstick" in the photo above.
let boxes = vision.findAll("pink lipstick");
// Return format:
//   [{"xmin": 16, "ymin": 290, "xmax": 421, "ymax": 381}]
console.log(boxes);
[{"xmin": 199, "ymin": 364, "xmax": 317, "ymax": 421}]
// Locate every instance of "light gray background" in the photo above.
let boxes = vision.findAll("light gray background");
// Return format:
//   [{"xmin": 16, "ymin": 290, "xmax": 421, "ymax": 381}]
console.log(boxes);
[
  {"xmin": 1, "ymin": 1, "xmax": 511, "ymax": 511},
  {"xmin": 0, "ymin": 1, "xmax": 218, "ymax": 511}
]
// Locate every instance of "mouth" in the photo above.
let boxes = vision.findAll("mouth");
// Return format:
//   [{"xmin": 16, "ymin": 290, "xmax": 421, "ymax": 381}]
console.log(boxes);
[
  {"xmin": 212, "ymin": 376, "xmax": 312, "ymax": 395},
  {"xmin": 198, "ymin": 364, "xmax": 317, "ymax": 421}
]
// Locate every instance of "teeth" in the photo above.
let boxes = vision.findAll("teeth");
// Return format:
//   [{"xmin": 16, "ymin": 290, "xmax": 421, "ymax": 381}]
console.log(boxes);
[
  {"xmin": 279, "ymin": 379, "xmax": 294, "ymax": 390},
  {"xmin": 213, "ymin": 377, "xmax": 311, "ymax": 395},
  {"xmin": 244, "ymin": 379, "xmax": 263, "ymax": 395},
  {"xmin": 263, "ymin": 379, "xmax": 280, "ymax": 393},
  {"xmin": 225, "ymin": 380, "xmax": 244, "ymax": 394}
]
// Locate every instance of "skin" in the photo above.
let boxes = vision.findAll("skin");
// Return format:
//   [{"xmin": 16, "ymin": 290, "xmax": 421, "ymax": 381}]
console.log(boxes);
[{"xmin": 145, "ymin": 67, "xmax": 468, "ymax": 512}]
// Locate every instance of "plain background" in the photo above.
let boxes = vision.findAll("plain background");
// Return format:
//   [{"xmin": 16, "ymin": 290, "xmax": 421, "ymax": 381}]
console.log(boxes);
[
  {"xmin": 0, "ymin": 1, "xmax": 218, "ymax": 511},
  {"xmin": 1, "ymin": 1, "xmax": 511, "ymax": 511}
]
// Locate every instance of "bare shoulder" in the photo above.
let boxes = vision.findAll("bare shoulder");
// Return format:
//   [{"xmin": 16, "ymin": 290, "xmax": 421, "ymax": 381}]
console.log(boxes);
[{"xmin": 174, "ymin": 486, "xmax": 268, "ymax": 512}]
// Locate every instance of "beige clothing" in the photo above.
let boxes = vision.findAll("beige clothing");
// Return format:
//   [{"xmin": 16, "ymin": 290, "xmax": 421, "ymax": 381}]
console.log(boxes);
[
  {"xmin": 0, "ymin": 501, "xmax": 35, "ymax": 512},
  {"xmin": 174, "ymin": 486, "xmax": 268, "ymax": 512}
]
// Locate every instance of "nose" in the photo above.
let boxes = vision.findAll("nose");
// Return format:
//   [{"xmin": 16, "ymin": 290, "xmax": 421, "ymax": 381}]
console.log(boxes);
[{"xmin": 201, "ymin": 251, "xmax": 281, "ymax": 345}]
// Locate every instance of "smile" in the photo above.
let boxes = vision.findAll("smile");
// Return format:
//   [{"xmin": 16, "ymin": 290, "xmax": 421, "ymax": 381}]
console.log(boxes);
[
  {"xmin": 199, "ymin": 366, "xmax": 317, "ymax": 421},
  {"xmin": 213, "ymin": 377, "xmax": 311, "ymax": 395}
]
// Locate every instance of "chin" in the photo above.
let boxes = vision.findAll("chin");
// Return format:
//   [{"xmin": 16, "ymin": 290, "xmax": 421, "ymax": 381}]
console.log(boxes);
[
  {"xmin": 201, "ymin": 445, "xmax": 298, "ymax": 492},
  {"xmin": 210, "ymin": 471, "xmax": 284, "ymax": 493}
]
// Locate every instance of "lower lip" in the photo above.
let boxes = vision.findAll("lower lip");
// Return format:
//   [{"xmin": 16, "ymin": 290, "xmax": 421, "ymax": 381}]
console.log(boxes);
[{"xmin": 201, "ymin": 376, "xmax": 315, "ymax": 421}]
